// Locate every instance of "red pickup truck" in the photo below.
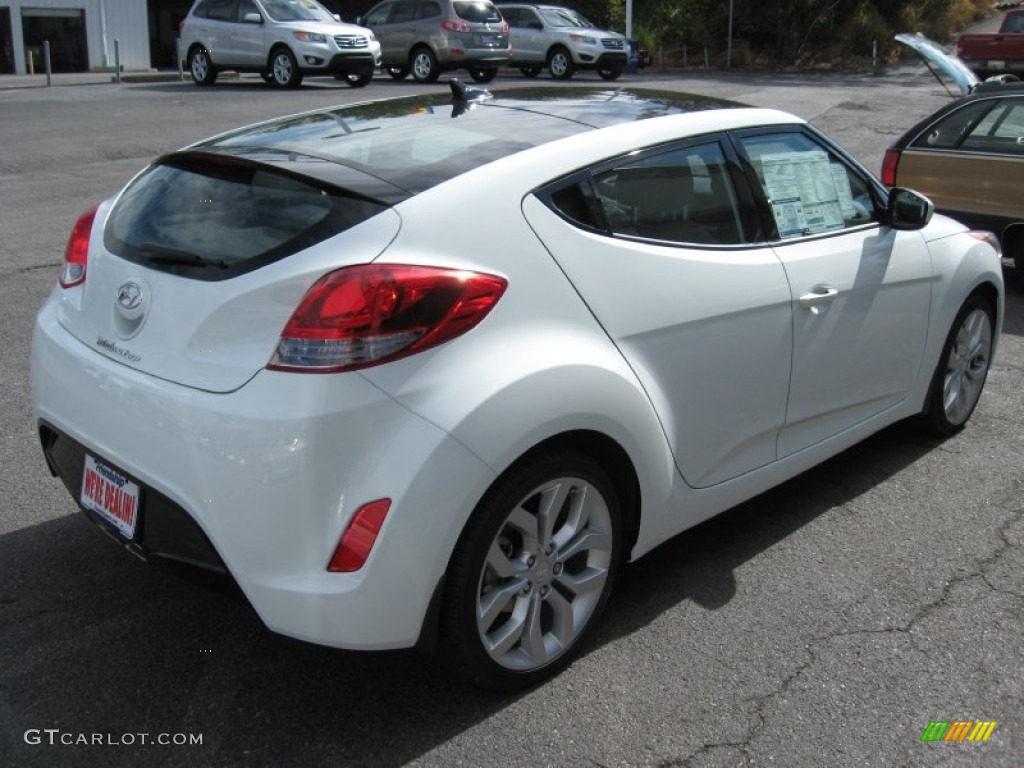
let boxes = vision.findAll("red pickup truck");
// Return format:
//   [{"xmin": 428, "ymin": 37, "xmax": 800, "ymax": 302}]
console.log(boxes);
[{"xmin": 957, "ymin": 9, "xmax": 1024, "ymax": 76}]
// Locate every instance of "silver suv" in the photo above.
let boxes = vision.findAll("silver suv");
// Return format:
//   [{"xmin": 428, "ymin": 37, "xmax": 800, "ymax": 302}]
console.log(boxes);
[
  {"xmin": 359, "ymin": 0, "xmax": 509, "ymax": 83},
  {"xmin": 496, "ymin": 3, "xmax": 626, "ymax": 80},
  {"xmin": 180, "ymin": 0, "xmax": 382, "ymax": 88}
]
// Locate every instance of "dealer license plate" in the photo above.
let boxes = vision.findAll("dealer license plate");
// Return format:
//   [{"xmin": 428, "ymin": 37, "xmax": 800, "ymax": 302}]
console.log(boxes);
[{"xmin": 80, "ymin": 455, "xmax": 140, "ymax": 539}]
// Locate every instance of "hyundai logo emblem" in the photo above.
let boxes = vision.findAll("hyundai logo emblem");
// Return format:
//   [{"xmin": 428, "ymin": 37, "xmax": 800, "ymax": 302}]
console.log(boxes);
[
  {"xmin": 117, "ymin": 282, "xmax": 143, "ymax": 311},
  {"xmin": 114, "ymin": 280, "xmax": 147, "ymax": 324}
]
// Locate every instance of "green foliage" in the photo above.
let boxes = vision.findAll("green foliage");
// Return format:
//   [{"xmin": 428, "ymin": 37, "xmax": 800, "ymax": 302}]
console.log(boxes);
[{"xmin": 626, "ymin": 0, "xmax": 998, "ymax": 66}]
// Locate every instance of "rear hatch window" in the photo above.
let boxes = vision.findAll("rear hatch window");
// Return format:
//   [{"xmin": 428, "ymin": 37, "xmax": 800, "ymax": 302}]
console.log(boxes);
[
  {"xmin": 104, "ymin": 153, "xmax": 387, "ymax": 281},
  {"xmin": 454, "ymin": 1, "xmax": 502, "ymax": 23}
]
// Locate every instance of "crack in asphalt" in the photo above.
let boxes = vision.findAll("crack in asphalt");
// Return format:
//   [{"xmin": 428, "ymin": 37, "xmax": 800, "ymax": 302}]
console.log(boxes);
[{"xmin": 666, "ymin": 500, "xmax": 1023, "ymax": 766}]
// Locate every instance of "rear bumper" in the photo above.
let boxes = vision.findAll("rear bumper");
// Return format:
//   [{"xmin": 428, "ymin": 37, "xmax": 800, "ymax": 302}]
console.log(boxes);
[{"xmin": 32, "ymin": 296, "xmax": 495, "ymax": 650}]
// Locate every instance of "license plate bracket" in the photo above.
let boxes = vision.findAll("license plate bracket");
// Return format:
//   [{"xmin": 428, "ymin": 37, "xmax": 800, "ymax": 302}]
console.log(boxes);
[{"xmin": 80, "ymin": 455, "xmax": 140, "ymax": 540}]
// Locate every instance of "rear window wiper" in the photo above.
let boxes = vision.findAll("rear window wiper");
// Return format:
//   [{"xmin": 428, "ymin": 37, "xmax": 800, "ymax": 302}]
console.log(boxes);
[{"xmin": 137, "ymin": 243, "xmax": 231, "ymax": 270}]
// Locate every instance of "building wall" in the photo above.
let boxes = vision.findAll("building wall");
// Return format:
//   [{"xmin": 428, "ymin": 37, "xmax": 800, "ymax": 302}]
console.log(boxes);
[{"xmin": 3, "ymin": 0, "xmax": 150, "ymax": 74}]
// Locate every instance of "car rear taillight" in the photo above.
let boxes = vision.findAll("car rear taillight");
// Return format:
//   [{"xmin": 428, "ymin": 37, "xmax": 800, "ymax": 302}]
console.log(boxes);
[
  {"xmin": 441, "ymin": 20, "xmax": 473, "ymax": 33},
  {"xmin": 268, "ymin": 264, "xmax": 507, "ymax": 373},
  {"xmin": 59, "ymin": 205, "xmax": 99, "ymax": 289},
  {"xmin": 327, "ymin": 499, "xmax": 392, "ymax": 572},
  {"xmin": 880, "ymin": 149, "xmax": 900, "ymax": 187}
]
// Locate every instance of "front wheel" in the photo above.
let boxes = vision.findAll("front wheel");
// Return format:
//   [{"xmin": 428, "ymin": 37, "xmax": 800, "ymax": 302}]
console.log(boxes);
[
  {"xmin": 269, "ymin": 48, "xmax": 303, "ymax": 88},
  {"xmin": 921, "ymin": 294, "xmax": 994, "ymax": 436},
  {"xmin": 547, "ymin": 47, "xmax": 575, "ymax": 80},
  {"xmin": 597, "ymin": 67, "xmax": 622, "ymax": 81},
  {"xmin": 387, "ymin": 65, "xmax": 410, "ymax": 80},
  {"xmin": 410, "ymin": 47, "xmax": 439, "ymax": 83},
  {"xmin": 188, "ymin": 48, "xmax": 217, "ymax": 86},
  {"xmin": 520, "ymin": 65, "xmax": 542, "ymax": 78},
  {"xmin": 438, "ymin": 451, "xmax": 621, "ymax": 690},
  {"xmin": 469, "ymin": 67, "xmax": 498, "ymax": 83}
]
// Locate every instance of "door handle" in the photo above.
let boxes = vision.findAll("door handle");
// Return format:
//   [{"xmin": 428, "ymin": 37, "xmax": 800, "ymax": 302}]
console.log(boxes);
[{"xmin": 799, "ymin": 286, "xmax": 839, "ymax": 311}]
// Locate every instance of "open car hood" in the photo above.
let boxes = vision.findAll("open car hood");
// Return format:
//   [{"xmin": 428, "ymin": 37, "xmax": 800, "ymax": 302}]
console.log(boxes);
[{"xmin": 895, "ymin": 33, "xmax": 979, "ymax": 95}]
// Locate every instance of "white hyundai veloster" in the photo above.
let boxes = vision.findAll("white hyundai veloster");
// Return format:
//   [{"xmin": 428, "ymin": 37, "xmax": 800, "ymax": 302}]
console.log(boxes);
[{"xmin": 32, "ymin": 83, "xmax": 1003, "ymax": 689}]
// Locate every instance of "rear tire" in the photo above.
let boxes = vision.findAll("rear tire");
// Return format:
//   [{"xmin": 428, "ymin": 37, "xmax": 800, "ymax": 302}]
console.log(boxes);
[
  {"xmin": 438, "ymin": 451, "xmax": 621, "ymax": 690},
  {"xmin": 387, "ymin": 65, "xmax": 410, "ymax": 80},
  {"xmin": 340, "ymin": 72, "xmax": 373, "ymax": 87},
  {"xmin": 269, "ymin": 48, "xmax": 303, "ymax": 88},
  {"xmin": 469, "ymin": 67, "xmax": 498, "ymax": 83},
  {"xmin": 520, "ymin": 65, "xmax": 542, "ymax": 78},
  {"xmin": 921, "ymin": 294, "xmax": 994, "ymax": 436},
  {"xmin": 597, "ymin": 67, "xmax": 622, "ymax": 81},
  {"xmin": 189, "ymin": 47, "xmax": 217, "ymax": 86},
  {"xmin": 410, "ymin": 47, "xmax": 439, "ymax": 83}
]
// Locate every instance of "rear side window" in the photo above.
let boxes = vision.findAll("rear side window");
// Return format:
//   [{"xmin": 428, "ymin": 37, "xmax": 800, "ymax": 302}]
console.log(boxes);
[
  {"xmin": 959, "ymin": 98, "xmax": 1024, "ymax": 154},
  {"xmin": 910, "ymin": 100, "xmax": 996, "ymax": 150},
  {"xmin": 104, "ymin": 155, "xmax": 386, "ymax": 281},
  {"xmin": 591, "ymin": 142, "xmax": 746, "ymax": 245},
  {"xmin": 454, "ymin": 1, "xmax": 501, "ymax": 23}
]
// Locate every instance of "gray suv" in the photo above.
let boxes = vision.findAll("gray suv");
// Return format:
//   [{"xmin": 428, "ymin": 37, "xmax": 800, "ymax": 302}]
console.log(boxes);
[
  {"xmin": 180, "ymin": 0, "xmax": 382, "ymax": 88},
  {"xmin": 359, "ymin": 0, "xmax": 509, "ymax": 83},
  {"xmin": 497, "ymin": 3, "xmax": 627, "ymax": 80}
]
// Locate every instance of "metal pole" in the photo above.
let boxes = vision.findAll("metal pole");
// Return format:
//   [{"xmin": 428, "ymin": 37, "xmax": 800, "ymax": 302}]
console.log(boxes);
[
  {"xmin": 44, "ymin": 40, "xmax": 52, "ymax": 86},
  {"xmin": 177, "ymin": 38, "xmax": 184, "ymax": 80},
  {"xmin": 114, "ymin": 38, "xmax": 121, "ymax": 83},
  {"xmin": 727, "ymin": 0, "xmax": 734, "ymax": 69},
  {"xmin": 625, "ymin": 0, "xmax": 633, "ymax": 40}
]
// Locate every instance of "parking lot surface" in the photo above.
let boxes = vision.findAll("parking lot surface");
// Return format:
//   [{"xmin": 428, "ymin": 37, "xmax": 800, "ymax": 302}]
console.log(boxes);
[{"xmin": 1, "ymin": 66, "xmax": 1021, "ymax": 767}]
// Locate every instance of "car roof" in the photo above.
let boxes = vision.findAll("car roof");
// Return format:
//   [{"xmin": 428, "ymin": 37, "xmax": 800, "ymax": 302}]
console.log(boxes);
[{"xmin": 180, "ymin": 85, "xmax": 755, "ymax": 203}]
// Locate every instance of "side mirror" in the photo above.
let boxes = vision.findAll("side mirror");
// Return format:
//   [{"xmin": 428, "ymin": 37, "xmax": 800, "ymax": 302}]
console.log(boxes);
[
  {"xmin": 888, "ymin": 187, "xmax": 934, "ymax": 230},
  {"xmin": 333, "ymin": 13, "xmax": 341, "ymax": 22},
  {"xmin": 243, "ymin": 12, "xmax": 262, "ymax": 23},
  {"xmin": 355, "ymin": 16, "xmax": 364, "ymax": 25},
  {"xmin": 529, "ymin": 21, "xmax": 543, "ymax": 30}
]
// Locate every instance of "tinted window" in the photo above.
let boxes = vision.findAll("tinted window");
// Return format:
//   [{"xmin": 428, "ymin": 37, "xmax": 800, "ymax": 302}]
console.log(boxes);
[
  {"xmin": 199, "ymin": 0, "xmax": 237, "ymax": 21},
  {"xmin": 238, "ymin": 0, "xmax": 259, "ymax": 20},
  {"xmin": 911, "ymin": 100, "xmax": 995, "ymax": 150},
  {"xmin": 104, "ymin": 156, "xmax": 386, "ymax": 281},
  {"xmin": 739, "ymin": 131, "xmax": 879, "ymax": 239},
  {"xmin": 390, "ymin": 1, "xmax": 417, "ymax": 23},
  {"xmin": 591, "ymin": 142, "xmax": 745, "ymax": 245},
  {"xmin": 961, "ymin": 98, "xmax": 1024, "ymax": 154},
  {"xmin": 453, "ymin": 1, "xmax": 501, "ymax": 23},
  {"xmin": 363, "ymin": 3, "xmax": 391, "ymax": 25},
  {"xmin": 417, "ymin": 1, "xmax": 442, "ymax": 19}
]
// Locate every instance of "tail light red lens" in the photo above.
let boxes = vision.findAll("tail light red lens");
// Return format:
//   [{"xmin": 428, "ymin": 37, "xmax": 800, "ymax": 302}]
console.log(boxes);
[
  {"xmin": 268, "ymin": 264, "xmax": 507, "ymax": 373},
  {"xmin": 327, "ymin": 499, "xmax": 392, "ymax": 572},
  {"xmin": 59, "ymin": 205, "xmax": 99, "ymax": 289},
  {"xmin": 441, "ymin": 20, "xmax": 473, "ymax": 34},
  {"xmin": 880, "ymin": 149, "xmax": 900, "ymax": 187}
]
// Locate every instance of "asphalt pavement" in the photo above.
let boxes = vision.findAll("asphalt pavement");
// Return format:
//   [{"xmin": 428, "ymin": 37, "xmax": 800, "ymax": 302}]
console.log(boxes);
[{"xmin": 0, "ymin": 62, "xmax": 1021, "ymax": 768}]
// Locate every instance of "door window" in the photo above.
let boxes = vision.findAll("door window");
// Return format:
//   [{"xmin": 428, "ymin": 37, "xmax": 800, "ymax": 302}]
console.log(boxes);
[
  {"xmin": 364, "ymin": 3, "xmax": 393, "ymax": 25},
  {"xmin": 738, "ymin": 131, "xmax": 879, "ymax": 239}
]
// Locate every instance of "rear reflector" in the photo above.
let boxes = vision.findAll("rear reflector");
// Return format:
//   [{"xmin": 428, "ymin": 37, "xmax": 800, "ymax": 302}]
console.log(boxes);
[
  {"xmin": 327, "ymin": 499, "xmax": 392, "ymax": 572},
  {"xmin": 268, "ymin": 264, "xmax": 506, "ymax": 373},
  {"xmin": 59, "ymin": 206, "xmax": 99, "ymax": 289}
]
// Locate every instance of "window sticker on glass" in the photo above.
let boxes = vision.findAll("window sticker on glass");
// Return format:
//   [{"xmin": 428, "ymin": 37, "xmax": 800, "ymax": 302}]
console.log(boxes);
[
  {"xmin": 760, "ymin": 151, "xmax": 845, "ymax": 237},
  {"xmin": 830, "ymin": 165, "xmax": 857, "ymax": 219}
]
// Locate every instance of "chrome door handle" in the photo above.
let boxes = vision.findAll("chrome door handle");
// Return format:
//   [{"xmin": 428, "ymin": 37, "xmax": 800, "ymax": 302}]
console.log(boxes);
[{"xmin": 799, "ymin": 286, "xmax": 839, "ymax": 310}]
